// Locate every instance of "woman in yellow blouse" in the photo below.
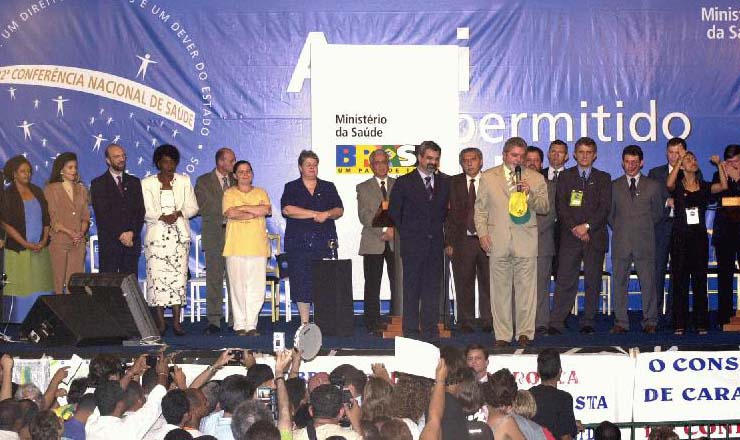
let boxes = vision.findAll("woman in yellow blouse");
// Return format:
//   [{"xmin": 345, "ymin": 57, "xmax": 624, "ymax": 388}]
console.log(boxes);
[
  {"xmin": 44, "ymin": 153, "xmax": 90, "ymax": 295},
  {"xmin": 222, "ymin": 160, "xmax": 271, "ymax": 336}
]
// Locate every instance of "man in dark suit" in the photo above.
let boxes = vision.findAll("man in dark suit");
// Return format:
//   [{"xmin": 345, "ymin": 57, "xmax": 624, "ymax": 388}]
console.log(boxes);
[
  {"xmin": 647, "ymin": 137, "xmax": 698, "ymax": 323},
  {"xmin": 608, "ymin": 145, "xmax": 663, "ymax": 334},
  {"xmin": 90, "ymin": 143, "xmax": 145, "ymax": 275},
  {"xmin": 356, "ymin": 149, "xmax": 397, "ymax": 333},
  {"xmin": 445, "ymin": 147, "xmax": 492, "ymax": 334},
  {"xmin": 525, "ymin": 146, "xmax": 558, "ymax": 336},
  {"xmin": 548, "ymin": 137, "xmax": 611, "ymax": 334},
  {"xmin": 389, "ymin": 141, "xmax": 450, "ymax": 340},
  {"xmin": 195, "ymin": 148, "xmax": 237, "ymax": 335}
]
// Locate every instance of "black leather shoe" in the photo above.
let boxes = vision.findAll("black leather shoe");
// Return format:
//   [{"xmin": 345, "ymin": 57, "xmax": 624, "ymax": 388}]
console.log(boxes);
[
  {"xmin": 203, "ymin": 324, "xmax": 221, "ymax": 336},
  {"xmin": 579, "ymin": 326, "xmax": 596, "ymax": 334},
  {"xmin": 535, "ymin": 326, "xmax": 548, "ymax": 336},
  {"xmin": 547, "ymin": 327, "xmax": 562, "ymax": 335}
]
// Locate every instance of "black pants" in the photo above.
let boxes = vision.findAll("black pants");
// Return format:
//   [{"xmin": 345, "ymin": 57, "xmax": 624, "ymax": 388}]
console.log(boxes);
[
  {"xmin": 99, "ymin": 247, "xmax": 140, "ymax": 275},
  {"xmin": 362, "ymin": 243, "xmax": 396, "ymax": 326},
  {"xmin": 671, "ymin": 229, "xmax": 708, "ymax": 330},
  {"xmin": 715, "ymin": 236, "xmax": 740, "ymax": 325},
  {"xmin": 401, "ymin": 247, "xmax": 443, "ymax": 337},
  {"xmin": 450, "ymin": 236, "xmax": 491, "ymax": 328},
  {"xmin": 550, "ymin": 241, "xmax": 606, "ymax": 330}
]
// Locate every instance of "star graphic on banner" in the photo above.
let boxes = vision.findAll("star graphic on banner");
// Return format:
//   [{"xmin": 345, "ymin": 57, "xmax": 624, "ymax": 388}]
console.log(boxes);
[
  {"xmin": 92, "ymin": 134, "xmax": 108, "ymax": 152},
  {"xmin": 159, "ymin": 120, "xmax": 165, "ymax": 127},
  {"xmin": 144, "ymin": 170, "xmax": 152, "ymax": 178},
  {"xmin": 8, "ymin": 87, "xmax": 17, "ymax": 100},
  {"xmin": 50, "ymin": 154, "xmax": 60, "ymax": 160},
  {"xmin": 21, "ymin": 152, "xmax": 27, "ymax": 158},
  {"xmin": 129, "ymin": 112, "xmax": 135, "ymax": 119},
  {"xmin": 146, "ymin": 124, "xmax": 151, "ymax": 132},
  {"xmin": 99, "ymin": 108, "xmax": 105, "ymax": 115},
  {"xmin": 151, "ymin": 137, "xmax": 157, "ymax": 146},
  {"xmin": 41, "ymin": 138, "xmax": 47, "ymax": 147},
  {"xmin": 17, "ymin": 120, "xmax": 34, "ymax": 140},
  {"xmin": 33, "ymin": 99, "xmax": 39, "ymax": 109},
  {"xmin": 138, "ymin": 157, "xmax": 144, "ymax": 165},
  {"xmin": 89, "ymin": 116, "xmax": 96, "ymax": 125},
  {"xmin": 136, "ymin": 53, "xmax": 158, "ymax": 80},
  {"xmin": 113, "ymin": 135, "xmax": 121, "ymax": 143},
  {"xmin": 172, "ymin": 129, "xmax": 179, "ymax": 138},
  {"xmin": 34, "ymin": 165, "xmax": 39, "ymax": 171},
  {"xmin": 135, "ymin": 141, "xmax": 141, "ymax": 148},
  {"xmin": 44, "ymin": 161, "xmax": 49, "ymax": 168},
  {"xmin": 198, "ymin": 144, "xmax": 203, "ymax": 150},
  {"xmin": 106, "ymin": 117, "xmax": 114, "ymax": 125},
  {"xmin": 52, "ymin": 95, "xmax": 69, "ymax": 117}
]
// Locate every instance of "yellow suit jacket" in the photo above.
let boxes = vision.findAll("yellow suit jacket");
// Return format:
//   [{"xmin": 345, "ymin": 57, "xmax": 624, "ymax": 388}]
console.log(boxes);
[{"xmin": 474, "ymin": 164, "xmax": 549, "ymax": 258}]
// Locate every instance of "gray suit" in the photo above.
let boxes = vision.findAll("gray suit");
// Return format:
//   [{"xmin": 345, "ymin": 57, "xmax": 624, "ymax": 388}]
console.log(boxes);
[
  {"xmin": 194, "ymin": 169, "xmax": 237, "ymax": 327},
  {"xmin": 608, "ymin": 174, "xmax": 663, "ymax": 329},
  {"xmin": 357, "ymin": 176, "xmax": 396, "ymax": 326},
  {"xmin": 535, "ymin": 179, "xmax": 557, "ymax": 329}
]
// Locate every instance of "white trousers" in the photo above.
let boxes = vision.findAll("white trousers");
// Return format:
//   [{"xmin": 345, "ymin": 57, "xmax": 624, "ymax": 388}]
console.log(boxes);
[{"xmin": 226, "ymin": 255, "xmax": 266, "ymax": 331}]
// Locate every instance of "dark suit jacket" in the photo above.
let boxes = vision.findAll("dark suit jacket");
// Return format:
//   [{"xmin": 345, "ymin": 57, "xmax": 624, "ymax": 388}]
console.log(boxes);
[
  {"xmin": 389, "ymin": 170, "xmax": 450, "ymax": 258},
  {"xmin": 194, "ymin": 170, "xmax": 237, "ymax": 253},
  {"xmin": 648, "ymin": 164, "xmax": 703, "ymax": 230},
  {"xmin": 555, "ymin": 166, "xmax": 612, "ymax": 252},
  {"xmin": 1, "ymin": 183, "xmax": 50, "ymax": 252},
  {"xmin": 90, "ymin": 171, "xmax": 145, "ymax": 255},
  {"xmin": 445, "ymin": 173, "xmax": 477, "ymax": 250},
  {"xmin": 608, "ymin": 174, "xmax": 663, "ymax": 258}
]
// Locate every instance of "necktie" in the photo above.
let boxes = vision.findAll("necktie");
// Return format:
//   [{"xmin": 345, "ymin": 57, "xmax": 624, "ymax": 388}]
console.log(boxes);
[
  {"xmin": 553, "ymin": 170, "xmax": 559, "ymax": 182},
  {"xmin": 581, "ymin": 170, "xmax": 587, "ymax": 189},
  {"xmin": 424, "ymin": 176, "xmax": 433, "ymax": 200},
  {"xmin": 467, "ymin": 178, "xmax": 476, "ymax": 234},
  {"xmin": 222, "ymin": 176, "xmax": 228, "ymax": 191},
  {"xmin": 380, "ymin": 181, "xmax": 388, "ymax": 200},
  {"xmin": 116, "ymin": 175, "xmax": 124, "ymax": 196},
  {"xmin": 629, "ymin": 177, "xmax": 637, "ymax": 199}
]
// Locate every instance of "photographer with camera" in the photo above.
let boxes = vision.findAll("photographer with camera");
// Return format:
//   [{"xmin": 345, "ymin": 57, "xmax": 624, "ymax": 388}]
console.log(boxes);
[{"xmin": 292, "ymin": 381, "xmax": 362, "ymax": 439}]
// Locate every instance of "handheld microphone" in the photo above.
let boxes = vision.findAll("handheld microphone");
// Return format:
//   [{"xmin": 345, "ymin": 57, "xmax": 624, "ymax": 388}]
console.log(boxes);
[{"xmin": 514, "ymin": 165, "xmax": 522, "ymax": 192}]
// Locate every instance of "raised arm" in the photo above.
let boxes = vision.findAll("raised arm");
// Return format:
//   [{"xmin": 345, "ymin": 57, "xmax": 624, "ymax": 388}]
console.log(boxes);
[{"xmin": 710, "ymin": 155, "xmax": 729, "ymax": 194}]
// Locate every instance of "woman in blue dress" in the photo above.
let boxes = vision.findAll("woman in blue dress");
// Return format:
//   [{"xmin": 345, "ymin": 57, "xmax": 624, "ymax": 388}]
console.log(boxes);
[{"xmin": 281, "ymin": 150, "xmax": 344, "ymax": 324}]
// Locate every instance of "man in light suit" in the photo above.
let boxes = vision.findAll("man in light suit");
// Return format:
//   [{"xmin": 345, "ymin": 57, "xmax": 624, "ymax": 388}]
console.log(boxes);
[
  {"xmin": 194, "ymin": 148, "xmax": 237, "ymax": 335},
  {"xmin": 357, "ymin": 149, "xmax": 397, "ymax": 333},
  {"xmin": 609, "ymin": 145, "xmax": 663, "ymax": 334},
  {"xmin": 475, "ymin": 137, "xmax": 549, "ymax": 347},
  {"xmin": 647, "ymin": 137, "xmax": 699, "ymax": 324},
  {"xmin": 389, "ymin": 141, "xmax": 450, "ymax": 340},
  {"xmin": 445, "ymin": 147, "xmax": 492, "ymax": 334},
  {"xmin": 524, "ymin": 146, "xmax": 558, "ymax": 336}
]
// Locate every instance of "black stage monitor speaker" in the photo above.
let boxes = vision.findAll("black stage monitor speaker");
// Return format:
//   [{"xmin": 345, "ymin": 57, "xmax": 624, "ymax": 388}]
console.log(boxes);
[
  {"xmin": 67, "ymin": 273, "xmax": 159, "ymax": 343},
  {"xmin": 312, "ymin": 259, "xmax": 354, "ymax": 337},
  {"xmin": 20, "ymin": 295, "xmax": 128, "ymax": 346}
]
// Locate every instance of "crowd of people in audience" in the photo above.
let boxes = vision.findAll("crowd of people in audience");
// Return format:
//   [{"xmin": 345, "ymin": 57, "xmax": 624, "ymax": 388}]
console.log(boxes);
[{"xmin": 0, "ymin": 345, "xmax": 701, "ymax": 440}]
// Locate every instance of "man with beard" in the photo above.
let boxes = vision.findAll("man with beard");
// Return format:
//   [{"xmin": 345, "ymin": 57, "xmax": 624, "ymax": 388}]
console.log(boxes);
[
  {"xmin": 90, "ymin": 143, "xmax": 146, "ymax": 275},
  {"xmin": 389, "ymin": 141, "xmax": 450, "ymax": 341}
]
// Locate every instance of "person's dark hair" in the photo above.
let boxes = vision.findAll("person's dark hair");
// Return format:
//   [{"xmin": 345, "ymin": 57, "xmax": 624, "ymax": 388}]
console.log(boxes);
[
  {"xmin": 153, "ymin": 144, "xmax": 181, "ymax": 169},
  {"xmin": 76, "ymin": 394, "xmax": 97, "ymax": 413},
  {"xmin": 233, "ymin": 160, "xmax": 253, "ymax": 176},
  {"xmin": 142, "ymin": 366, "xmax": 173, "ymax": 393},
  {"xmin": 293, "ymin": 403, "xmax": 312, "ymax": 429},
  {"xmin": 47, "ymin": 152, "xmax": 78, "ymax": 184},
  {"xmin": 622, "ymin": 145, "xmax": 643, "ymax": 161},
  {"xmin": 459, "ymin": 147, "xmax": 483, "ymax": 164},
  {"xmin": 418, "ymin": 140, "xmax": 441, "ymax": 157},
  {"xmin": 648, "ymin": 425, "xmax": 678, "ymax": 440},
  {"xmin": 526, "ymin": 146, "xmax": 544, "ymax": 163},
  {"xmin": 440, "ymin": 346, "xmax": 474, "ymax": 386},
  {"xmin": 329, "ymin": 364, "xmax": 367, "ymax": 398},
  {"xmin": 230, "ymin": 400, "xmax": 272, "ymax": 440},
  {"xmin": 379, "ymin": 418, "xmax": 412, "ymax": 440},
  {"xmin": 361, "ymin": 419, "xmax": 382, "ymax": 440},
  {"xmin": 164, "ymin": 428, "xmax": 194, "ymax": 440},
  {"xmin": 123, "ymin": 381, "xmax": 145, "ymax": 410},
  {"xmin": 195, "ymin": 436, "xmax": 218, "ymax": 440},
  {"xmin": 595, "ymin": 421, "xmax": 621, "ymax": 440},
  {"xmin": 162, "ymin": 389, "xmax": 190, "ymax": 426},
  {"xmin": 94, "ymin": 380, "xmax": 125, "ymax": 416},
  {"xmin": 244, "ymin": 420, "xmax": 280, "ymax": 440},
  {"xmin": 219, "ymin": 375, "xmax": 255, "ymax": 414},
  {"xmin": 724, "ymin": 144, "xmax": 740, "ymax": 160},
  {"xmin": 503, "ymin": 137, "xmax": 527, "ymax": 153},
  {"xmin": 391, "ymin": 374, "xmax": 433, "ymax": 422},
  {"xmin": 574, "ymin": 136, "xmax": 598, "ymax": 153},
  {"xmin": 309, "ymin": 384, "xmax": 343, "ymax": 419},
  {"xmin": 88, "ymin": 354, "xmax": 124, "ymax": 387},
  {"xmin": 66, "ymin": 377, "xmax": 89, "ymax": 405},
  {"xmin": 215, "ymin": 148, "xmax": 234, "ymax": 164},
  {"xmin": 3, "ymin": 155, "xmax": 32, "ymax": 184},
  {"xmin": 200, "ymin": 381, "xmax": 221, "ymax": 414},
  {"xmin": 298, "ymin": 150, "xmax": 319, "ymax": 166},
  {"xmin": 549, "ymin": 139, "xmax": 568, "ymax": 153},
  {"xmin": 0, "ymin": 399, "xmax": 21, "ymax": 431},
  {"xmin": 465, "ymin": 344, "xmax": 489, "ymax": 359},
  {"xmin": 285, "ymin": 377, "xmax": 307, "ymax": 411},
  {"xmin": 455, "ymin": 379, "xmax": 484, "ymax": 415},
  {"xmin": 246, "ymin": 364, "xmax": 274, "ymax": 389},
  {"xmin": 361, "ymin": 377, "xmax": 394, "ymax": 422},
  {"xmin": 537, "ymin": 348, "xmax": 562, "ymax": 381},
  {"xmin": 29, "ymin": 410, "xmax": 62, "ymax": 440},
  {"xmin": 484, "ymin": 369, "xmax": 518, "ymax": 408},
  {"xmin": 666, "ymin": 137, "xmax": 687, "ymax": 150},
  {"xmin": 18, "ymin": 399, "xmax": 39, "ymax": 429}
]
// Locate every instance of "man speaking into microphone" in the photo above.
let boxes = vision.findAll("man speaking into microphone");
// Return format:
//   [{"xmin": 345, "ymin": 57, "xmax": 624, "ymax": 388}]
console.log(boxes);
[{"xmin": 474, "ymin": 137, "xmax": 549, "ymax": 347}]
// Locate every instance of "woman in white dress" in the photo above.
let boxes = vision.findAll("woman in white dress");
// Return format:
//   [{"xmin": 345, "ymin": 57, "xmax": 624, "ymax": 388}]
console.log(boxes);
[{"xmin": 142, "ymin": 144, "xmax": 199, "ymax": 336}]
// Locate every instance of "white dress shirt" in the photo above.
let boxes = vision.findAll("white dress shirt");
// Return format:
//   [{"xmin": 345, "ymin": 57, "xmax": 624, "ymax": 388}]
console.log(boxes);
[{"xmin": 85, "ymin": 384, "xmax": 167, "ymax": 440}]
